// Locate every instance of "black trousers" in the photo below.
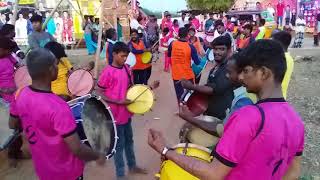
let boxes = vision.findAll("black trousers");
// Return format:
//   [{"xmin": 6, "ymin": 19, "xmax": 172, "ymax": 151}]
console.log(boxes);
[{"xmin": 133, "ymin": 67, "xmax": 152, "ymax": 85}]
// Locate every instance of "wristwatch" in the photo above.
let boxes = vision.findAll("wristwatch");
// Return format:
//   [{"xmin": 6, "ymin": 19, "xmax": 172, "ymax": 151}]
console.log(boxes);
[{"xmin": 161, "ymin": 147, "xmax": 170, "ymax": 157}]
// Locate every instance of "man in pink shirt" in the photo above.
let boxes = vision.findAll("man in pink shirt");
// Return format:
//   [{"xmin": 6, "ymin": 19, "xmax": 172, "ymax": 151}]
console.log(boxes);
[
  {"xmin": 277, "ymin": 0, "xmax": 285, "ymax": 27},
  {"xmin": 190, "ymin": 14, "xmax": 200, "ymax": 30},
  {"xmin": 162, "ymin": 14, "xmax": 173, "ymax": 32},
  {"xmin": 9, "ymin": 48, "xmax": 105, "ymax": 180},
  {"xmin": 97, "ymin": 42, "xmax": 159, "ymax": 179},
  {"xmin": 148, "ymin": 40, "xmax": 304, "ymax": 180}
]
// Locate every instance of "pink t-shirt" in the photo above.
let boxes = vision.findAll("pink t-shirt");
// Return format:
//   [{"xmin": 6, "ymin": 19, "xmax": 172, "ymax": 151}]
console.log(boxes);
[
  {"xmin": 0, "ymin": 55, "xmax": 17, "ymax": 103},
  {"xmin": 213, "ymin": 98, "xmax": 304, "ymax": 180},
  {"xmin": 277, "ymin": 3, "xmax": 285, "ymax": 16},
  {"xmin": 192, "ymin": 18, "xmax": 200, "ymax": 30},
  {"xmin": 10, "ymin": 86, "xmax": 84, "ymax": 180},
  {"xmin": 98, "ymin": 65, "xmax": 133, "ymax": 125}
]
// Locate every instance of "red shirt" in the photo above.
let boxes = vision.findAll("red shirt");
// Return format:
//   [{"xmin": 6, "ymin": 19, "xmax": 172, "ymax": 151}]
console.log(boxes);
[{"xmin": 277, "ymin": 3, "xmax": 285, "ymax": 16}]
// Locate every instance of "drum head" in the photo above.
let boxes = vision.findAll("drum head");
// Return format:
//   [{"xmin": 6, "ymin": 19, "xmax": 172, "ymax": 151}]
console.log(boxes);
[
  {"xmin": 14, "ymin": 66, "xmax": 32, "ymax": 89},
  {"xmin": 182, "ymin": 91, "xmax": 208, "ymax": 116},
  {"xmin": 126, "ymin": 85, "xmax": 154, "ymax": 114},
  {"xmin": 81, "ymin": 97, "xmax": 116, "ymax": 156},
  {"xmin": 188, "ymin": 127, "xmax": 219, "ymax": 148},
  {"xmin": 125, "ymin": 52, "xmax": 136, "ymax": 68},
  {"xmin": 67, "ymin": 69, "xmax": 94, "ymax": 96},
  {"xmin": 141, "ymin": 52, "xmax": 152, "ymax": 64}
]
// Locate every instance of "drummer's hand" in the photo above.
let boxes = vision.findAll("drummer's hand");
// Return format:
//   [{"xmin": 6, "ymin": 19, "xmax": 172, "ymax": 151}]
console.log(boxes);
[
  {"xmin": 96, "ymin": 154, "xmax": 106, "ymax": 166},
  {"xmin": 148, "ymin": 129, "xmax": 166, "ymax": 154},
  {"xmin": 181, "ymin": 79, "xmax": 194, "ymax": 90},
  {"xmin": 179, "ymin": 104, "xmax": 194, "ymax": 120},
  {"xmin": 150, "ymin": 80, "xmax": 160, "ymax": 90},
  {"xmin": 119, "ymin": 99, "xmax": 133, "ymax": 105}
]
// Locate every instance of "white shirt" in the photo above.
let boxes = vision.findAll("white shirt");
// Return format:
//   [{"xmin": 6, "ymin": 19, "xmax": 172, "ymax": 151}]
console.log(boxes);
[
  {"xmin": 267, "ymin": 7, "xmax": 275, "ymax": 15},
  {"xmin": 295, "ymin": 18, "xmax": 306, "ymax": 33},
  {"xmin": 15, "ymin": 18, "xmax": 28, "ymax": 39},
  {"xmin": 130, "ymin": 18, "xmax": 143, "ymax": 30},
  {"xmin": 179, "ymin": 19, "xmax": 188, "ymax": 28}
]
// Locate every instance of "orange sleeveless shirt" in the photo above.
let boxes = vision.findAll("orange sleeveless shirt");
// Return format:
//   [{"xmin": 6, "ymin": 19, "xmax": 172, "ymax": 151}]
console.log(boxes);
[
  {"xmin": 171, "ymin": 41, "xmax": 194, "ymax": 80},
  {"xmin": 131, "ymin": 40, "xmax": 152, "ymax": 70}
]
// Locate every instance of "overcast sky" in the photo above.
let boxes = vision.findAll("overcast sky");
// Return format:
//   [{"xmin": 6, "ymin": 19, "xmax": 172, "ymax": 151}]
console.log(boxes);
[{"xmin": 139, "ymin": 0, "xmax": 187, "ymax": 12}]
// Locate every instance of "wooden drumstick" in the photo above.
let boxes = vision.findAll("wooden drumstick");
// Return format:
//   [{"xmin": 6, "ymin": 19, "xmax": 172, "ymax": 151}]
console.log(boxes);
[{"xmin": 131, "ymin": 88, "xmax": 149, "ymax": 102}]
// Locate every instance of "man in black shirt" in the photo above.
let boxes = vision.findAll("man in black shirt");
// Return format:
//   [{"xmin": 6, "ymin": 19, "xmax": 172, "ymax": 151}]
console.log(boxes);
[{"xmin": 179, "ymin": 35, "xmax": 234, "ymax": 136}]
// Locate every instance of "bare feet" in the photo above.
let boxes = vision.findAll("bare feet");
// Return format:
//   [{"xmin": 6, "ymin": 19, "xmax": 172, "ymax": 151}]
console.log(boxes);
[{"xmin": 129, "ymin": 166, "xmax": 148, "ymax": 175}]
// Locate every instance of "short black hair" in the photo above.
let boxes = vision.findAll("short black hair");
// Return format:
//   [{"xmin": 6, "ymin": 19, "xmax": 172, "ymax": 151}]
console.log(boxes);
[
  {"xmin": 163, "ymin": 27, "xmax": 170, "ymax": 34},
  {"xmin": 209, "ymin": 13, "xmax": 215, "ymax": 16},
  {"xmin": 113, "ymin": 42, "xmax": 129, "ymax": 54},
  {"xmin": 214, "ymin": 20, "xmax": 224, "ymax": 28},
  {"xmin": 178, "ymin": 27, "xmax": 189, "ymax": 38},
  {"xmin": 236, "ymin": 40, "xmax": 286, "ymax": 83},
  {"xmin": 27, "ymin": 48, "xmax": 57, "ymax": 79},
  {"xmin": 260, "ymin": 19, "xmax": 266, "ymax": 26},
  {"xmin": 105, "ymin": 28, "xmax": 116, "ymax": 39},
  {"xmin": 184, "ymin": 23, "xmax": 192, "ymax": 30},
  {"xmin": 30, "ymin": 14, "xmax": 43, "ymax": 23},
  {"xmin": 182, "ymin": 12, "xmax": 186, "ymax": 16},
  {"xmin": 272, "ymin": 31, "xmax": 292, "ymax": 51},
  {"xmin": 0, "ymin": 24, "xmax": 14, "ymax": 36},
  {"xmin": 211, "ymin": 35, "xmax": 232, "ymax": 49},
  {"xmin": 44, "ymin": 41, "xmax": 67, "ymax": 59},
  {"xmin": 165, "ymin": 14, "xmax": 171, "ymax": 18},
  {"xmin": 173, "ymin": 19, "xmax": 178, "ymax": 24},
  {"xmin": 243, "ymin": 24, "xmax": 253, "ymax": 32},
  {"xmin": 0, "ymin": 37, "xmax": 15, "ymax": 50},
  {"xmin": 130, "ymin": 29, "xmax": 138, "ymax": 35}
]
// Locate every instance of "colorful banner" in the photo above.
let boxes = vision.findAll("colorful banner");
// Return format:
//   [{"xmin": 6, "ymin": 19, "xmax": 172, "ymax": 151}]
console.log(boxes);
[{"xmin": 18, "ymin": 0, "xmax": 35, "ymax": 5}]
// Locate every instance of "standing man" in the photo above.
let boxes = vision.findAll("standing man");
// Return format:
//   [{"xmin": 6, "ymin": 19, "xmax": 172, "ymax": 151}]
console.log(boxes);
[
  {"xmin": 205, "ymin": 13, "xmax": 215, "ymax": 33},
  {"xmin": 145, "ymin": 15, "xmax": 159, "ymax": 48},
  {"xmin": 267, "ymin": 3, "xmax": 275, "ymax": 16},
  {"xmin": 179, "ymin": 13, "xmax": 188, "ymax": 28},
  {"xmin": 292, "ymin": 14, "xmax": 306, "ymax": 48},
  {"xmin": 168, "ymin": 27, "xmax": 200, "ymax": 102},
  {"xmin": 148, "ymin": 40, "xmax": 304, "ymax": 180},
  {"xmin": 284, "ymin": 5, "xmax": 292, "ymax": 26},
  {"xmin": 276, "ymin": 0, "xmax": 285, "ymax": 27},
  {"xmin": 162, "ymin": 13, "xmax": 173, "ymax": 32},
  {"xmin": 180, "ymin": 35, "xmax": 234, "ymax": 120},
  {"xmin": 28, "ymin": 15, "xmax": 55, "ymax": 49},
  {"xmin": 215, "ymin": 20, "xmax": 236, "ymax": 52}
]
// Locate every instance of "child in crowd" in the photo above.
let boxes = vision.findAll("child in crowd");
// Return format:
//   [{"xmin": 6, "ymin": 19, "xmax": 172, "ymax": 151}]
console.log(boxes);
[
  {"xmin": 160, "ymin": 27, "xmax": 171, "ymax": 72},
  {"xmin": 128, "ymin": 29, "xmax": 152, "ymax": 85},
  {"xmin": 105, "ymin": 28, "xmax": 117, "ymax": 65},
  {"xmin": 9, "ymin": 48, "xmax": 105, "ymax": 180},
  {"xmin": 96, "ymin": 42, "xmax": 159, "ymax": 179},
  {"xmin": 237, "ymin": 24, "xmax": 255, "ymax": 50},
  {"xmin": 272, "ymin": 31, "xmax": 294, "ymax": 99},
  {"xmin": 28, "ymin": 15, "xmax": 55, "ymax": 49}
]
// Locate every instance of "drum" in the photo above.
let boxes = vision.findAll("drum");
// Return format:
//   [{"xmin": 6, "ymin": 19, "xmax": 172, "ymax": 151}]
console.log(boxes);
[
  {"xmin": 192, "ymin": 56, "xmax": 208, "ymax": 78},
  {"xmin": 179, "ymin": 119, "xmax": 223, "ymax": 148},
  {"xmin": 14, "ymin": 66, "xmax": 32, "ymax": 89},
  {"xmin": 180, "ymin": 90, "xmax": 208, "ymax": 117},
  {"xmin": 67, "ymin": 69, "xmax": 94, "ymax": 97},
  {"xmin": 125, "ymin": 52, "xmax": 136, "ymax": 68},
  {"xmin": 156, "ymin": 143, "xmax": 212, "ymax": 180},
  {"xmin": 126, "ymin": 85, "xmax": 155, "ymax": 115},
  {"xmin": 141, "ymin": 52, "xmax": 152, "ymax": 64},
  {"xmin": 68, "ymin": 94, "xmax": 117, "ymax": 159}
]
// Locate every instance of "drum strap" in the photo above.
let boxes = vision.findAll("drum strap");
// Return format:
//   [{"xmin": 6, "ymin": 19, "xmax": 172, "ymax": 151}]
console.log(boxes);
[{"xmin": 124, "ymin": 65, "xmax": 134, "ymax": 87}]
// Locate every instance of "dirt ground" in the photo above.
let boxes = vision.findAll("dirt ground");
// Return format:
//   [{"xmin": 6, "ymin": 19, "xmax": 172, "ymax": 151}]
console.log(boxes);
[{"xmin": 0, "ymin": 49, "xmax": 319, "ymax": 180}]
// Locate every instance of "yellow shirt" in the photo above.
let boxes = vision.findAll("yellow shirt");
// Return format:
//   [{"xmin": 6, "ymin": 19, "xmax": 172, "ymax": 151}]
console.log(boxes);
[
  {"xmin": 52, "ymin": 57, "xmax": 73, "ymax": 96},
  {"xmin": 282, "ymin": 52, "xmax": 294, "ymax": 99}
]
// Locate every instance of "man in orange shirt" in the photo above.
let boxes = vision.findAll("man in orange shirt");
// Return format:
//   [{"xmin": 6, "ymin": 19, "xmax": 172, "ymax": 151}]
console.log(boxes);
[
  {"xmin": 168, "ymin": 27, "xmax": 200, "ymax": 102},
  {"xmin": 128, "ymin": 29, "xmax": 152, "ymax": 85}
]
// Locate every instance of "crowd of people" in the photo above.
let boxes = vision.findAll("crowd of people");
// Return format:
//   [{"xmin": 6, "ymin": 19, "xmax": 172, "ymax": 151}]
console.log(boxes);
[{"xmin": 0, "ymin": 3, "xmax": 307, "ymax": 180}]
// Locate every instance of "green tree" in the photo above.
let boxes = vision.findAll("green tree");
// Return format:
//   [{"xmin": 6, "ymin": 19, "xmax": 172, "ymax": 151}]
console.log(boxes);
[{"xmin": 186, "ymin": 0, "xmax": 235, "ymax": 12}]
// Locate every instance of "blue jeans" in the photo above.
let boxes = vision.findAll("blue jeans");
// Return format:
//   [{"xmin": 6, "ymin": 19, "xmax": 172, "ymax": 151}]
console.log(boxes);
[
  {"xmin": 277, "ymin": 16, "xmax": 283, "ymax": 27},
  {"xmin": 114, "ymin": 119, "xmax": 136, "ymax": 177}
]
